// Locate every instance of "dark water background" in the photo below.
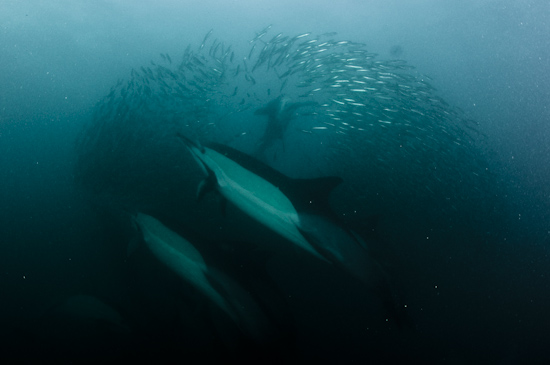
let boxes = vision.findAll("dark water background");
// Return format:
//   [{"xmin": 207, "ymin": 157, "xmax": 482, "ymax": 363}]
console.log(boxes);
[{"xmin": 1, "ymin": 1, "xmax": 549, "ymax": 363}]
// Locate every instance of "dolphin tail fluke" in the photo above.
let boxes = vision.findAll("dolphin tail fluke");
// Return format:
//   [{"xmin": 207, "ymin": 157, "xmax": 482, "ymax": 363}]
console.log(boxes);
[
  {"xmin": 205, "ymin": 267, "xmax": 274, "ymax": 343},
  {"xmin": 202, "ymin": 238, "xmax": 296, "ymax": 346}
]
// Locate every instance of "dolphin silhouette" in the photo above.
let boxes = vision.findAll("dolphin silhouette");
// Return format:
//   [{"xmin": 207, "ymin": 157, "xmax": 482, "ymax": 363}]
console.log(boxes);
[
  {"xmin": 133, "ymin": 212, "xmax": 272, "ymax": 339},
  {"xmin": 178, "ymin": 135, "xmax": 330, "ymax": 262},
  {"xmin": 254, "ymin": 95, "xmax": 317, "ymax": 158},
  {"xmin": 179, "ymin": 136, "xmax": 372, "ymax": 280},
  {"xmin": 178, "ymin": 137, "xmax": 411, "ymax": 327}
]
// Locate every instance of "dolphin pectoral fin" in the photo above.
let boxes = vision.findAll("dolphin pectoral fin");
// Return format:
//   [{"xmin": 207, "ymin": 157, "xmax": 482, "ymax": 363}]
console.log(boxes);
[
  {"xmin": 196, "ymin": 174, "xmax": 216, "ymax": 202},
  {"xmin": 196, "ymin": 176, "xmax": 228, "ymax": 216},
  {"xmin": 196, "ymin": 179, "xmax": 208, "ymax": 201}
]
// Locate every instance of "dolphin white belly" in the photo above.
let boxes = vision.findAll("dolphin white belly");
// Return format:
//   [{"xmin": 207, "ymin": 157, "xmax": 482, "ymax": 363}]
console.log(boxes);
[
  {"xmin": 185, "ymin": 142, "xmax": 327, "ymax": 261},
  {"xmin": 133, "ymin": 213, "xmax": 237, "ymax": 322}
]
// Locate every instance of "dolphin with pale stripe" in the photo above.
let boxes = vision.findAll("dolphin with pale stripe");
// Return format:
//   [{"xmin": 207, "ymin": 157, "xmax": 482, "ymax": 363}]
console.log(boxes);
[
  {"xmin": 179, "ymin": 135, "xmax": 332, "ymax": 263},
  {"xmin": 178, "ymin": 136, "xmax": 411, "ymax": 327},
  {"xmin": 178, "ymin": 135, "xmax": 372, "ymax": 278},
  {"xmin": 133, "ymin": 212, "xmax": 272, "ymax": 339},
  {"xmin": 134, "ymin": 213, "xmax": 234, "ymax": 318}
]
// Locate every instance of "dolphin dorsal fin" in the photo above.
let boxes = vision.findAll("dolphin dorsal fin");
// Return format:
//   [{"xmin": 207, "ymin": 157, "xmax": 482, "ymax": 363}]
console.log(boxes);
[
  {"xmin": 285, "ymin": 176, "xmax": 343, "ymax": 216},
  {"xmin": 203, "ymin": 142, "xmax": 343, "ymax": 217}
]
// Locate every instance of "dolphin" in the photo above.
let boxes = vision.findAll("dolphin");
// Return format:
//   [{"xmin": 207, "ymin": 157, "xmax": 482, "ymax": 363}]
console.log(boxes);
[
  {"xmin": 132, "ymin": 212, "xmax": 272, "ymax": 339},
  {"xmin": 178, "ymin": 135, "xmax": 333, "ymax": 263},
  {"xmin": 178, "ymin": 137, "xmax": 411, "ymax": 327},
  {"xmin": 253, "ymin": 95, "xmax": 317, "ymax": 158},
  {"xmin": 179, "ymin": 137, "xmax": 370, "ymax": 278}
]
